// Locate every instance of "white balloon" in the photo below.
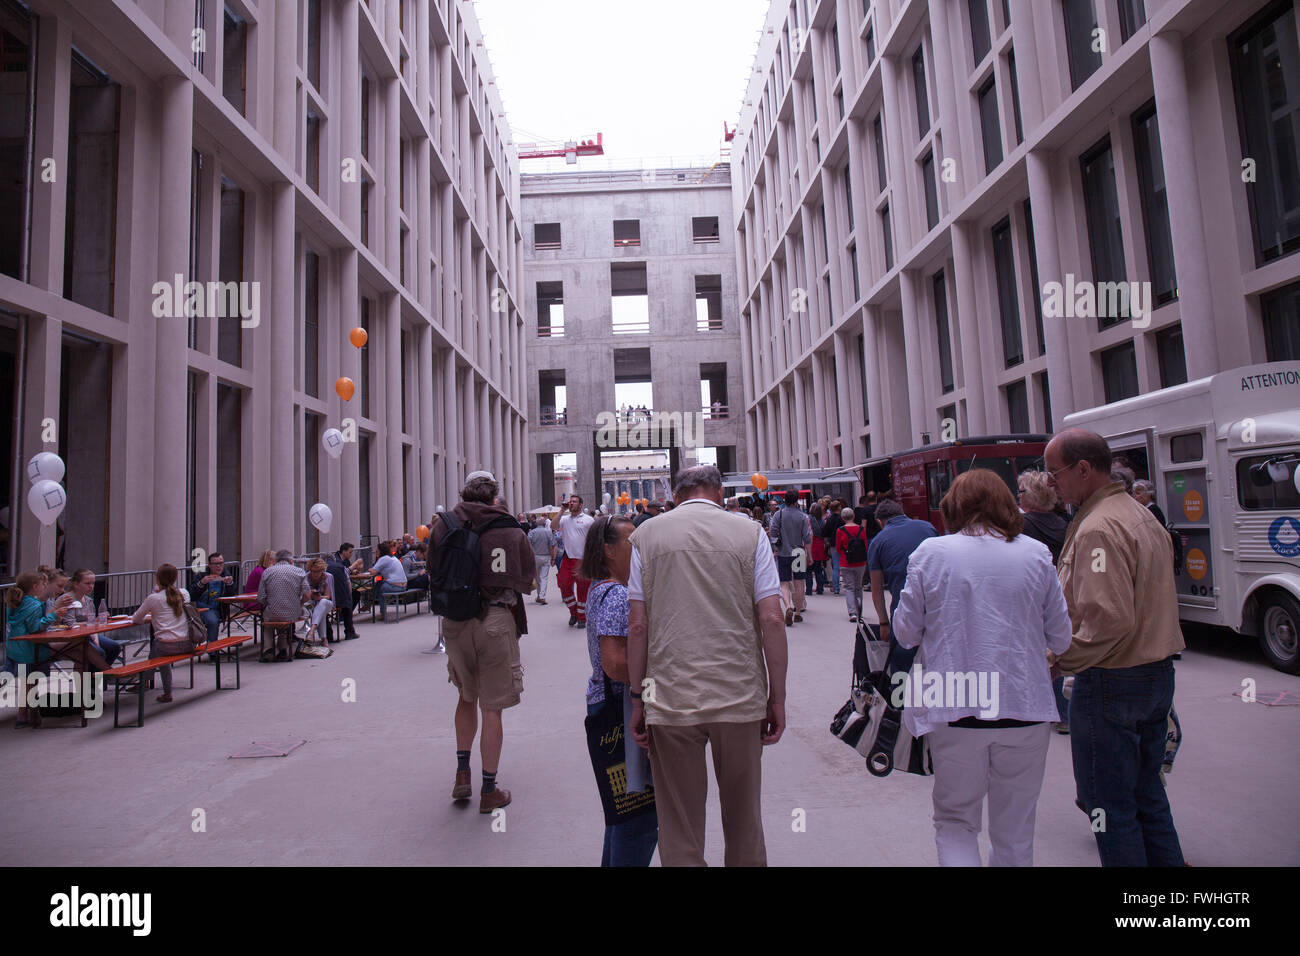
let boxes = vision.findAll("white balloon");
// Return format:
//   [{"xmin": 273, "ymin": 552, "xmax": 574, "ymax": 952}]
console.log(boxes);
[
  {"xmin": 321, "ymin": 428, "xmax": 345, "ymax": 459},
  {"xmin": 27, "ymin": 452, "xmax": 65, "ymax": 484},
  {"xmin": 435, "ymin": 505, "xmax": 446, "ymax": 513},
  {"xmin": 602, "ymin": 492, "xmax": 612, "ymax": 504},
  {"xmin": 308, "ymin": 502, "xmax": 333, "ymax": 534},
  {"xmin": 27, "ymin": 479, "xmax": 66, "ymax": 526}
]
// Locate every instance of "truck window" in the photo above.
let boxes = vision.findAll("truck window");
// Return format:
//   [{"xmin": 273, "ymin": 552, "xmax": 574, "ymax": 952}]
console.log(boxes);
[
  {"xmin": 955, "ymin": 456, "xmax": 1018, "ymax": 497},
  {"xmin": 1236, "ymin": 456, "xmax": 1300, "ymax": 510},
  {"xmin": 1170, "ymin": 432, "xmax": 1203, "ymax": 463},
  {"xmin": 926, "ymin": 462, "xmax": 952, "ymax": 509}
]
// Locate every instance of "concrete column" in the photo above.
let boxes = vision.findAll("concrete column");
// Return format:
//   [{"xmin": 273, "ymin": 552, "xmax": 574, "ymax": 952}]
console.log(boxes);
[
  {"xmin": 792, "ymin": 369, "xmax": 808, "ymax": 468},
  {"xmin": 811, "ymin": 350, "xmax": 830, "ymax": 466},
  {"xmin": 339, "ymin": 248, "xmax": 361, "ymax": 542},
  {"xmin": 440, "ymin": 46, "xmax": 454, "ymax": 157},
  {"xmin": 416, "ymin": 137, "xmax": 432, "ymax": 307},
  {"xmin": 269, "ymin": 182, "xmax": 296, "ymax": 546},
  {"xmin": 461, "ymin": 372, "xmax": 477, "ymax": 469},
  {"xmin": 153, "ymin": 76, "xmax": 193, "ymax": 561},
  {"xmin": 28, "ymin": 15, "xmax": 69, "ymax": 294},
  {"xmin": 927, "ymin": 0, "xmax": 974, "ymax": 194},
  {"xmin": 340, "ymin": 0, "xmax": 360, "ymax": 236},
  {"xmin": 477, "ymin": 250, "xmax": 490, "ymax": 367},
  {"xmin": 460, "ymin": 218, "xmax": 472, "ymax": 345},
  {"xmin": 384, "ymin": 293, "xmax": 403, "ymax": 535},
  {"xmin": 443, "ymin": 348, "xmax": 459, "ymax": 499},
  {"xmin": 831, "ymin": 331, "xmax": 853, "ymax": 461},
  {"xmin": 1007, "ymin": 0, "xmax": 1046, "ymax": 131},
  {"xmin": 441, "ymin": 182, "xmax": 455, "ymax": 337},
  {"xmin": 385, "ymin": 77, "xmax": 400, "ymax": 273},
  {"xmin": 1026, "ymin": 150, "xmax": 1075, "ymax": 419},
  {"xmin": 880, "ymin": 54, "xmax": 912, "ymax": 256},
  {"xmin": 478, "ymin": 379, "xmax": 491, "ymax": 472},
  {"xmin": 896, "ymin": 269, "xmax": 929, "ymax": 445},
  {"xmin": 950, "ymin": 222, "xmax": 990, "ymax": 433},
  {"xmin": 861, "ymin": 307, "xmax": 884, "ymax": 451},
  {"xmin": 1149, "ymin": 30, "xmax": 1216, "ymax": 380},
  {"xmin": 418, "ymin": 324, "xmax": 436, "ymax": 521}
]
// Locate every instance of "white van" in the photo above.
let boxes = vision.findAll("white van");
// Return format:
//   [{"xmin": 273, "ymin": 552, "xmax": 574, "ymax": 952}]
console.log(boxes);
[{"xmin": 1064, "ymin": 361, "xmax": 1300, "ymax": 673}]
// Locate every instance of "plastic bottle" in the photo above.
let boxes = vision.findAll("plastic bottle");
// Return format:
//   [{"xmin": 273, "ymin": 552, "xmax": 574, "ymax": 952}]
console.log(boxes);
[{"xmin": 97, "ymin": 599, "xmax": 109, "ymax": 623}]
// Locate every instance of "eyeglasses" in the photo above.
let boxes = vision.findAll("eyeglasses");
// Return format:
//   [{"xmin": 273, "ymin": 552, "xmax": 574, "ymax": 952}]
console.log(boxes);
[{"xmin": 1045, "ymin": 462, "xmax": 1079, "ymax": 484}]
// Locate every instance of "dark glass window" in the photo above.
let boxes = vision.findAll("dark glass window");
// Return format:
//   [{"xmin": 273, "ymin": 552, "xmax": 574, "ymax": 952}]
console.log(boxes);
[
  {"xmin": 1080, "ymin": 138, "xmax": 1129, "ymax": 329},
  {"xmin": 844, "ymin": 164, "xmax": 854, "ymax": 232},
  {"xmin": 992, "ymin": 218, "xmax": 1023, "ymax": 366},
  {"xmin": 1062, "ymin": 0, "xmax": 1102, "ymax": 91},
  {"xmin": 848, "ymin": 242, "xmax": 860, "ymax": 302},
  {"xmin": 307, "ymin": 0, "xmax": 321, "ymax": 90},
  {"xmin": 1230, "ymin": 3, "xmax": 1300, "ymax": 264},
  {"xmin": 1132, "ymin": 103, "xmax": 1178, "ymax": 305},
  {"xmin": 873, "ymin": 113, "xmax": 888, "ymax": 193},
  {"xmin": 217, "ymin": 177, "xmax": 244, "ymax": 367},
  {"xmin": 881, "ymin": 204, "xmax": 894, "ymax": 270},
  {"xmin": 1237, "ymin": 455, "xmax": 1300, "ymax": 510},
  {"xmin": 934, "ymin": 271, "xmax": 955, "ymax": 393},
  {"xmin": 913, "ymin": 46, "xmax": 930, "ymax": 138},
  {"xmin": 1101, "ymin": 341, "xmax": 1140, "ymax": 402},
  {"xmin": 1261, "ymin": 280, "xmax": 1300, "ymax": 360},
  {"xmin": 866, "ymin": 28, "xmax": 876, "ymax": 65},
  {"xmin": 970, "ymin": 0, "xmax": 992, "ymax": 64},
  {"xmin": 65, "ymin": 52, "xmax": 120, "ymax": 316},
  {"xmin": 1037, "ymin": 371, "xmax": 1053, "ymax": 431},
  {"xmin": 922, "ymin": 152, "xmax": 939, "ymax": 229},
  {"xmin": 1118, "ymin": 0, "xmax": 1147, "ymax": 42},
  {"xmin": 1170, "ymin": 432, "xmax": 1203, "ymax": 463},
  {"xmin": 222, "ymin": 7, "xmax": 246, "ymax": 114},
  {"xmin": 304, "ymin": 251, "xmax": 320, "ymax": 397},
  {"xmin": 832, "ymin": 23, "xmax": 841, "ymax": 75},
  {"xmin": 1156, "ymin": 324, "xmax": 1188, "ymax": 388},
  {"xmin": 1008, "ymin": 50, "xmax": 1024, "ymax": 144},
  {"xmin": 1006, "ymin": 379, "xmax": 1030, "ymax": 433},
  {"xmin": 978, "ymin": 77, "xmax": 1002, "ymax": 174},
  {"xmin": 359, "ymin": 296, "xmax": 371, "ymax": 418}
]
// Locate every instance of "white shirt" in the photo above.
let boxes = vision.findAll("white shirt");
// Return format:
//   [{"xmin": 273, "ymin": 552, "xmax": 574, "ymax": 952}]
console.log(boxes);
[
  {"xmin": 628, "ymin": 498, "xmax": 781, "ymax": 603},
  {"xmin": 372, "ymin": 554, "xmax": 406, "ymax": 585},
  {"xmin": 891, "ymin": 530, "xmax": 1073, "ymax": 737},
  {"xmin": 558, "ymin": 511, "xmax": 594, "ymax": 558},
  {"xmin": 133, "ymin": 589, "xmax": 191, "ymax": 642}
]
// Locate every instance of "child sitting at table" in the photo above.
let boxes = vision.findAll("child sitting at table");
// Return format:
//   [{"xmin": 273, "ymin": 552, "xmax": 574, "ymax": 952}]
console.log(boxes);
[
  {"xmin": 131, "ymin": 564, "xmax": 192, "ymax": 704},
  {"xmin": 5, "ymin": 571, "xmax": 73, "ymax": 728}
]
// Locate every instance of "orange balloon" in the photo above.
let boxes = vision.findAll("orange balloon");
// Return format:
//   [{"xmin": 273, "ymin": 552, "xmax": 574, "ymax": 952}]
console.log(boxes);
[
  {"xmin": 349, "ymin": 327, "xmax": 368, "ymax": 348},
  {"xmin": 336, "ymin": 377, "xmax": 355, "ymax": 401},
  {"xmin": 416, "ymin": 524, "xmax": 430, "ymax": 541},
  {"xmin": 752, "ymin": 473, "xmax": 768, "ymax": 490}
]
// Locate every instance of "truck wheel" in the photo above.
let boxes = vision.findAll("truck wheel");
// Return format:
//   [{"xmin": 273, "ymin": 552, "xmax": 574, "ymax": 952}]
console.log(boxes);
[{"xmin": 1258, "ymin": 592, "xmax": 1300, "ymax": 674}]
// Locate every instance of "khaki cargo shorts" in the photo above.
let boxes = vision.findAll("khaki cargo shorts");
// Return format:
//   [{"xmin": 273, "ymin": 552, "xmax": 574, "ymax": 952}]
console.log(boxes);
[{"xmin": 443, "ymin": 606, "xmax": 523, "ymax": 710}]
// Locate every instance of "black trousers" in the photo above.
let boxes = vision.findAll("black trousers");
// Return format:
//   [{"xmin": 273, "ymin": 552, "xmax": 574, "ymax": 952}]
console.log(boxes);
[{"xmin": 337, "ymin": 606, "xmax": 358, "ymax": 639}]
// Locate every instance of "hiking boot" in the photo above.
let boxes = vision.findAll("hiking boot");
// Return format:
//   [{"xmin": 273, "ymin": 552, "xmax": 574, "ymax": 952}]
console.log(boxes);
[
  {"xmin": 784, "ymin": 607, "xmax": 794, "ymax": 627},
  {"xmin": 480, "ymin": 787, "xmax": 512, "ymax": 814},
  {"xmin": 452, "ymin": 770, "xmax": 472, "ymax": 801}
]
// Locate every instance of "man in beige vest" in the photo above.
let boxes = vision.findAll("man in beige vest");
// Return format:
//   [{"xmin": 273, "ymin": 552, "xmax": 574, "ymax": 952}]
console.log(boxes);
[{"xmin": 627, "ymin": 465, "xmax": 789, "ymax": 866}]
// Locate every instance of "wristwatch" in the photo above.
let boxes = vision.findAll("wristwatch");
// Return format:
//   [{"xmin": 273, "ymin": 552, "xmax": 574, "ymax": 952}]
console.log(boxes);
[{"xmin": 629, "ymin": 690, "xmax": 642, "ymax": 700}]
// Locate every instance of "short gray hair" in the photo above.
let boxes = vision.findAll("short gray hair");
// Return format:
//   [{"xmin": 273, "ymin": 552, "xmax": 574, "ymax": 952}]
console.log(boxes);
[
  {"xmin": 840, "ymin": 507, "xmax": 855, "ymax": 522},
  {"xmin": 275, "ymin": 549, "xmax": 293, "ymax": 562},
  {"xmin": 672, "ymin": 464, "xmax": 723, "ymax": 496},
  {"xmin": 1133, "ymin": 479, "xmax": 1157, "ymax": 499},
  {"xmin": 1111, "ymin": 465, "xmax": 1135, "ymax": 493},
  {"xmin": 874, "ymin": 499, "xmax": 905, "ymax": 523}
]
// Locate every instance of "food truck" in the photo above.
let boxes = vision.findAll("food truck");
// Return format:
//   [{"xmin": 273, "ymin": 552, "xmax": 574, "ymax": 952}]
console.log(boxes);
[{"xmin": 1064, "ymin": 362, "xmax": 1300, "ymax": 673}]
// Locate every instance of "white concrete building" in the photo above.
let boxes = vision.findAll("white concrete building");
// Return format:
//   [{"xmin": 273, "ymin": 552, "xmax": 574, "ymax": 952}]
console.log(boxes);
[
  {"xmin": 0, "ymin": 0, "xmax": 526, "ymax": 577},
  {"xmin": 732, "ymin": 0, "xmax": 1300, "ymax": 472}
]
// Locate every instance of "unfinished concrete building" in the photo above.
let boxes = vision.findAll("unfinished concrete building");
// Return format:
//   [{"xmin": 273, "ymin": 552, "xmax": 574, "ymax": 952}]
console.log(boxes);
[
  {"xmin": 522, "ymin": 165, "xmax": 745, "ymax": 507},
  {"xmin": 0, "ymin": 0, "xmax": 526, "ymax": 576}
]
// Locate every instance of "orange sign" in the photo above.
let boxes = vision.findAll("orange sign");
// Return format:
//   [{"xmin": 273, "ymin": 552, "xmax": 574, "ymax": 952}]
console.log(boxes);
[
  {"xmin": 1182, "ymin": 490, "xmax": 1204, "ymax": 522},
  {"xmin": 1185, "ymin": 548, "xmax": 1207, "ymax": 581}
]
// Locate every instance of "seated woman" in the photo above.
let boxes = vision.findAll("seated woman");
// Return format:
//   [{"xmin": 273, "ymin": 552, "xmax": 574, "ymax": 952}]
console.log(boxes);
[
  {"xmin": 131, "ymin": 564, "xmax": 193, "ymax": 705},
  {"xmin": 5, "ymin": 572, "xmax": 74, "ymax": 728},
  {"xmin": 237, "ymin": 550, "xmax": 275, "ymax": 615},
  {"xmin": 302, "ymin": 558, "xmax": 335, "ymax": 644},
  {"xmin": 64, "ymin": 569, "xmax": 121, "ymax": 669}
]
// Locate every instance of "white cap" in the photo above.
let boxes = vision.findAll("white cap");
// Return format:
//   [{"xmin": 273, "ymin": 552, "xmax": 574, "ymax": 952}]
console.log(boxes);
[{"xmin": 465, "ymin": 470, "xmax": 496, "ymax": 484}]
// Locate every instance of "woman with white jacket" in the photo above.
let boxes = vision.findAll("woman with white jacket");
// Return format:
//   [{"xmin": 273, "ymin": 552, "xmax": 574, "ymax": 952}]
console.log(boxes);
[{"xmin": 892, "ymin": 469, "xmax": 1073, "ymax": 867}]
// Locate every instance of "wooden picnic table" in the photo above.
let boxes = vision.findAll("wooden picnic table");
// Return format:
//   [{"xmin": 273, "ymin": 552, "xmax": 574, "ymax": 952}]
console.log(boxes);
[{"xmin": 10, "ymin": 617, "xmax": 144, "ymax": 727}]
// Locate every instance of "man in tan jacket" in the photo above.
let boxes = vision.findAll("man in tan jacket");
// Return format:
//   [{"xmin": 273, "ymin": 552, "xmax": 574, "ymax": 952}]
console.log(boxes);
[
  {"xmin": 1046, "ymin": 429, "xmax": 1185, "ymax": 866},
  {"xmin": 627, "ymin": 465, "xmax": 788, "ymax": 866}
]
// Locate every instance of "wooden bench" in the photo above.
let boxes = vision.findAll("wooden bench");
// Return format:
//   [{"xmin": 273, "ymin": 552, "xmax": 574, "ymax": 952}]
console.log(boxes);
[
  {"xmin": 101, "ymin": 635, "xmax": 255, "ymax": 728},
  {"xmin": 260, "ymin": 619, "xmax": 303, "ymax": 660},
  {"xmin": 371, "ymin": 588, "xmax": 427, "ymax": 623}
]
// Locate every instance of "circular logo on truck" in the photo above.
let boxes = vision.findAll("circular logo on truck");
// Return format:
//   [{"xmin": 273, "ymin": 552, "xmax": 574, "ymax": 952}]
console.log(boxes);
[
  {"xmin": 1182, "ymin": 490, "xmax": 1204, "ymax": 522},
  {"xmin": 1184, "ymin": 549, "xmax": 1207, "ymax": 580},
  {"xmin": 1268, "ymin": 516, "xmax": 1300, "ymax": 558}
]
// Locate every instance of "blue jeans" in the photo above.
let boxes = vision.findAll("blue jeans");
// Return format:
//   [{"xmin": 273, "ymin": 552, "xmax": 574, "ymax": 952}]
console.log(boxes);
[
  {"xmin": 378, "ymin": 581, "xmax": 406, "ymax": 615},
  {"xmin": 1069, "ymin": 659, "xmax": 1184, "ymax": 867},
  {"xmin": 95, "ymin": 636, "xmax": 122, "ymax": 669},
  {"xmin": 829, "ymin": 550, "xmax": 841, "ymax": 593},
  {"xmin": 587, "ymin": 700, "xmax": 659, "ymax": 867},
  {"xmin": 199, "ymin": 606, "xmax": 220, "ymax": 644},
  {"xmin": 1052, "ymin": 676, "xmax": 1069, "ymax": 723}
]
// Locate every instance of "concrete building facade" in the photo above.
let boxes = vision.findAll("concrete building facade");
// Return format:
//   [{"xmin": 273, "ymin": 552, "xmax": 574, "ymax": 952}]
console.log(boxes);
[
  {"xmin": 0, "ymin": 0, "xmax": 526, "ymax": 578},
  {"xmin": 732, "ymin": 0, "xmax": 1300, "ymax": 473},
  {"xmin": 522, "ymin": 165, "xmax": 745, "ymax": 507}
]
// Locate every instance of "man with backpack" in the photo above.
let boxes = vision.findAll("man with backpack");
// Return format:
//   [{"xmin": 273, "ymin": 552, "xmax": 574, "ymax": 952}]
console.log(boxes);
[
  {"xmin": 867, "ymin": 500, "xmax": 937, "ymax": 675},
  {"xmin": 428, "ymin": 471, "xmax": 535, "ymax": 814},
  {"xmin": 772, "ymin": 490, "xmax": 812, "ymax": 626}
]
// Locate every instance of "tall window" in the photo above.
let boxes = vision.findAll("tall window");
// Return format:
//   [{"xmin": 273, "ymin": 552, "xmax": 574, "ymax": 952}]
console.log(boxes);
[
  {"xmin": 360, "ymin": 74, "xmax": 371, "ymax": 161},
  {"xmin": 1062, "ymin": 0, "xmax": 1102, "ymax": 91},
  {"xmin": 832, "ymin": 23, "xmax": 841, "ymax": 76},
  {"xmin": 872, "ymin": 113, "xmax": 888, "ymax": 193},
  {"xmin": 1007, "ymin": 50, "xmax": 1024, "ymax": 144},
  {"xmin": 843, "ymin": 165, "xmax": 854, "ymax": 232},
  {"xmin": 969, "ymin": 0, "xmax": 992, "ymax": 63},
  {"xmin": 978, "ymin": 77, "xmax": 1002, "ymax": 174},
  {"xmin": 1156, "ymin": 324, "xmax": 1188, "ymax": 388},
  {"xmin": 1118, "ymin": 0, "xmax": 1147, "ymax": 42},
  {"xmin": 0, "ymin": 3, "xmax": 34, "ymax": 281},
  {"xmin": 1006, "ymin": 379, "xmax": 1030, "ymax": 432},
  {"xmin": 1132, "ymin": 103, "xmax": 1177, "ymax": 306},
  {"xmin": 359, "ymin": 296, "xmax": 371, "ymax": 417},
  {"xmin": 1023, "ymin": 200, "xmax": 1045, "ymax": 355},
  {"xmin": 1100, "ymin": 341, "xmax": 1140, "ymax": 402},
  {"xmin": 222, "ymin": 6, "xmax": 247, "ymax": 114},
  {"xmin": 848, "ymin": 242, "xmax": 861, "ymax": 302},
  {"xmin": 912, "ymin": 47, "xmax": 930, "ymax": 138},
  {"xmin": 1080, "ymin": 138, "xmax": 1128, "ymax": 328},
  {"xmin": 303, "ymin": 251, "xmax": 320, "ymax": 397},
  {"xmin": 217, "ymin": 178, "xmax": 245, "ymax": 366},
  {"xmin": 306, "ymin": 0, "xmax": 322, "ymax": 91},
  {"xmin": 881, "ymin": 204, "xmax": 894, "ymax": 270},
  {"xmin": 1230, "ymin": 3, "xmax": 1300, "ymax": 264},
  {"xmin": 934, "ymin": 271, "xmax": 955, "ymax": 393},
  {"xmin": 65, "ymin": 51, "xmax": 120, "ymax": 316},
  {"xmin": 991, "ymin": 219, "xmax": 1023, "ymax": 366},
  {"xmin": 1261, "ymin": 281, "xmax": 1300, "ymax": 361},
  {"xmin": 922, "ymin": 152, "xmax": 939, "ymax": 229}
]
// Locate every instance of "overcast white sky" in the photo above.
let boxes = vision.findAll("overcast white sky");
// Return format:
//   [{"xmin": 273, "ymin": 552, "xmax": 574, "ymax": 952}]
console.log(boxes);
[{"xmin": 474, "ymin": 0, "xmax": 772, "ymax": 167}]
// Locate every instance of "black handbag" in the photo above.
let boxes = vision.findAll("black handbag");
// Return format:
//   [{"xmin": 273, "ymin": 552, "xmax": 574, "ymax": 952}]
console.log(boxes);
[{"xmin": 584, "ymin": 675, "xmax": 656, "ymax": 827}]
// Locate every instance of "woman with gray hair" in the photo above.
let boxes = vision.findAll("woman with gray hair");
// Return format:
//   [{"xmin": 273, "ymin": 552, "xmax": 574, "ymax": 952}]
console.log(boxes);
[
  {"xmin": 834, "ymin": 507, "xmax": 869, "ymax": 622},
  {"xmin": 1131, "ymin": 479, "xmax": 1168, "ymax": 528}
]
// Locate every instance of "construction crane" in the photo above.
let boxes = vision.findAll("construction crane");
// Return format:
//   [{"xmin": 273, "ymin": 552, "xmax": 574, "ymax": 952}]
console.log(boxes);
[{"xmin": 516, "ymin": 133, "xmax": 604, "ymax": 163}]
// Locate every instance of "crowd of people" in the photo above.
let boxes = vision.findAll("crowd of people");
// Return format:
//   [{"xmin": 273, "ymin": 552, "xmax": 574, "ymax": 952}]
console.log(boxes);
[{"xmin": 5, "ymin": 425, "xmax": 1188, "ymax": 869}]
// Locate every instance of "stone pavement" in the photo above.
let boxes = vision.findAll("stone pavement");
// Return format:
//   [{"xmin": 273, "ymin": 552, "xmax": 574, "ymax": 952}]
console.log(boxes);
[{"xmin": 2, "ymin": 573, "xmax": 1297, "ymax": 866}]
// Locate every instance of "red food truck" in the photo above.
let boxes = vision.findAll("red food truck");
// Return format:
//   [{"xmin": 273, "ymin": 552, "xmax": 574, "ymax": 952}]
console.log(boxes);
[{"xmin": 860, "ymin": 435, "xmax": 1053, "ymax": 533}]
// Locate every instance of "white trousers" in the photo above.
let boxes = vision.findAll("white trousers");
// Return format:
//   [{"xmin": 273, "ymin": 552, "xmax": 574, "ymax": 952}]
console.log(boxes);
[
  {"xmin": 308, "ymin": 598, "xmax": 333, "ymax": 636},
  {"xmin": 927, "ymin": 722, "xmax": 1051, "ymax": 866}
]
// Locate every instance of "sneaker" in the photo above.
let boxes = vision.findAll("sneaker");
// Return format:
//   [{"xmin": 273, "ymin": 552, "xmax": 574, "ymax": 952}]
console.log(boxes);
[
  {"xmin": 784, "ymin": 607, "xmax": 794, "ymax": 627},
  {"xmin": 452, "ymin": 770, "xmax": 472, "ymax": 801},
  {"xmin": 793, "ymin": 612, "xmax": 803, "ymax": 623},
  {"xmin": 1054, "ymin": 722, "xmax": 1070, "ymax": 735},
  {"xmin": 480, "ymin": 787, "xmax": 512, "ymax": 814},
  {"xmin": 568, "ymin": 614, "xmax": 578, "ymax": 627},
  {"xmin": 344, "ymin": 633, "xmax": 360, "ymax": 641},
  {"xmin": 849, "ymin": 614, "xmax": 858, "ymax": 623}
]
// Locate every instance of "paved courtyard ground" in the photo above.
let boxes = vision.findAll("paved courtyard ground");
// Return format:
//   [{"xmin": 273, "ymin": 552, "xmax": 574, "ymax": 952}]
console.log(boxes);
[{"xmin": 2, "ymin": 571, "xmax": 1298, "ymax": 867}]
